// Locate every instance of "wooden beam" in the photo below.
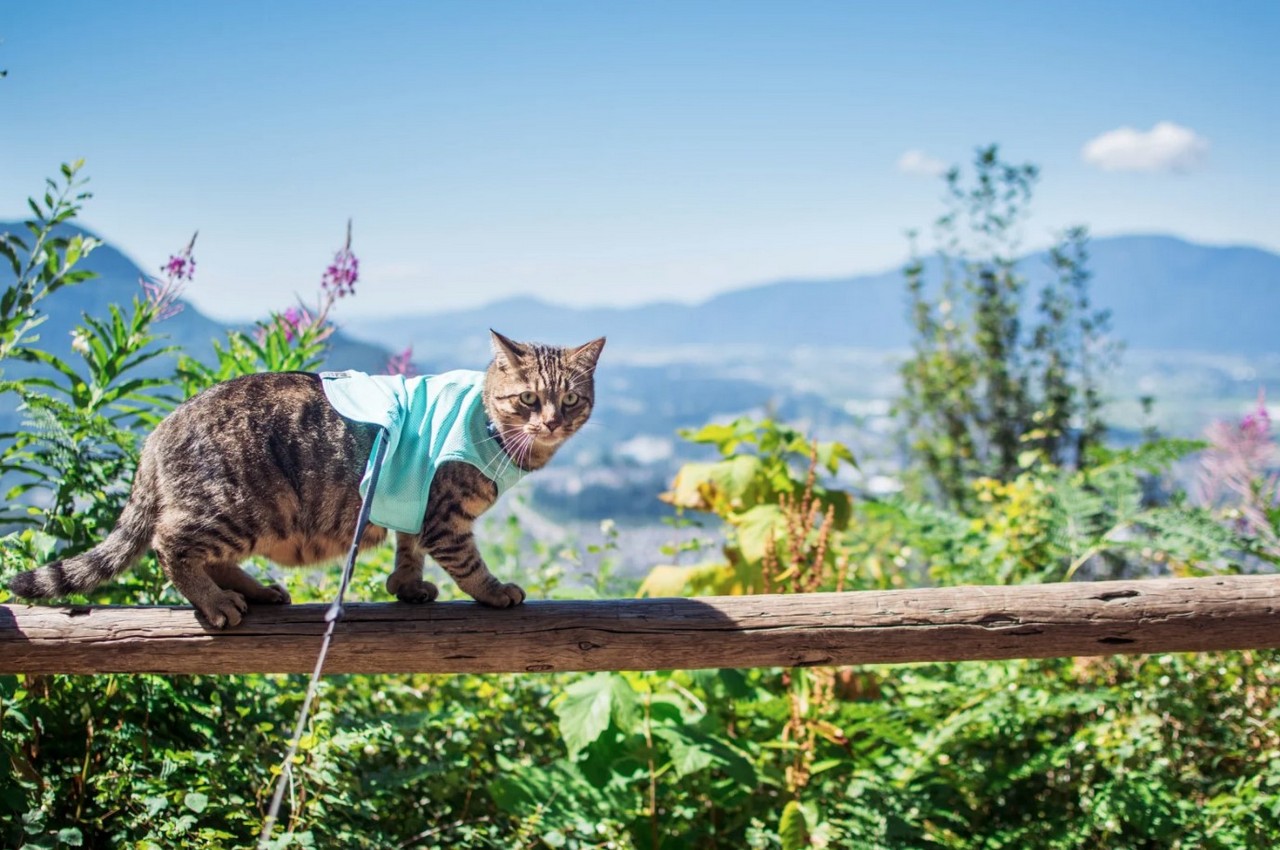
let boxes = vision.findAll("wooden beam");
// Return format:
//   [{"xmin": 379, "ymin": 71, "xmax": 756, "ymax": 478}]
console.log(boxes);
[{"xmin": 1, "ymin": 574, "xmax": 1278, "ymax": 675}]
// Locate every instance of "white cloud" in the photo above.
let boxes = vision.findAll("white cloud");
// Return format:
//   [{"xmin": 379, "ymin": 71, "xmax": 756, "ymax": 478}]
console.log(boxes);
[
  {"xmin": 1081, "ymin": 121, "xmax": 1210, "ymax": 173},
  {"xmin": 896, "ymin": 149, "xmax": 949, "ymax": 177}
]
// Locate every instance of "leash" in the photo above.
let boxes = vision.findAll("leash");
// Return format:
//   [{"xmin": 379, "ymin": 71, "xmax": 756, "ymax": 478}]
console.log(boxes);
[{"xmin": 257, "ymin": 428, "xmax": 388, "ymax": 849}]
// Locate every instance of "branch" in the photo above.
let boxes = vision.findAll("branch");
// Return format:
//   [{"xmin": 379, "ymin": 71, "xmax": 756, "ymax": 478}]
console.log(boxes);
[{"xmin": 1, "ymin": 575, "xmax": 1277, "ymax": 675}]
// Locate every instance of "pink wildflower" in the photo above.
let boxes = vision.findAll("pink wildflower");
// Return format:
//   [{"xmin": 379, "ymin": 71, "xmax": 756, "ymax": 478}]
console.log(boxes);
[
  {"xmin": 1198, "ymin": 389, "xmax": 1279, "ymax": 552},
  {"xmin": 321, "ymin": 219, "xmax": 359, "ymax": 300},
  {"xmin": 141, "ymin": 231, "xmax": 197, "ymax": 321},
  {"xmin": 258, "ymin": 221, "xmax": 353, "ymax": 348},
  {"xmin": 162, "ymin": 230, "xmax": 198, "ymax": 281},
  {"xmin": 1203, "ymin": 389, "xmax": 1274, "ymax": 489},
  {"xmin": 279, "ymin": 306, "xmax": 311, "ymax": 342},
  {"xmin": 386, "ymin": 345, "xmax": 416, "ymax": 377},
  {"xmin": 1241, "ymin": 400, "xmax": 1271, "ymax": 440},
  {"xmin": 163, "ymin": 253, "xmax": 195, "ymax": 281}
]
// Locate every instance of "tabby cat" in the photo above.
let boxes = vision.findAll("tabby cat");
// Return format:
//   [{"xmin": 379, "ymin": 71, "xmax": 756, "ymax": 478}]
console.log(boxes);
[{"xmin": 7, "ymin": 330, "xmax": 604, "ymax": 628}]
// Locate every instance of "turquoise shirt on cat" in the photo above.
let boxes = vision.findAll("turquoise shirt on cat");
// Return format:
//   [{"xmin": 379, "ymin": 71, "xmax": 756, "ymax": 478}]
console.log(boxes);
[{"xmin": 320, "ymin": 369, "xmax": 527, "ymax": 534}]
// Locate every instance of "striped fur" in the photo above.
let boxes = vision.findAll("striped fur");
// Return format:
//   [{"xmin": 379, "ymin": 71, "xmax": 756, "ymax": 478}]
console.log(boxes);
[{"xmin": 7, "ymin": 331, "xmax": 604, "ymax": 628}]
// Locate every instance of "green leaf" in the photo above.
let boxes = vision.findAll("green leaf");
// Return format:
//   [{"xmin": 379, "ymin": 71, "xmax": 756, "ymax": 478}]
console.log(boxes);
[
  {"xmin": 736, "ymin": 504, "xmax": 784, "ymax": 563},
  {"xmin": 666, "ymin": 455, "xmax": 764, "ymax": 513},
  {"xmin": 779, "ymin": 800, "xmax": 810, "ymax": 850},
  {"xmin": 1090, "ymin": 438, "xmax": 1207, "ymax": 474},
  {"xmin": 56, "ymin": 828, "xmax": 83, "ymax": 847},
  {"xmin": 0, "ymin": 240, "xmax": 20, "ymax": 279},
  {"xmin": 609, "ymin": 675, "xmax": 640, "ymax": 735},
  {"xmin": 652, "ymin": 727, "xmax": 716, "ymax": 777},
  {"xmin": 556, "ymin": 673, "xmax": 616, "ymax": 756},
  {"xmin": 64, "ymin": 234, "xmax": 82, "ymax": 267},
  {"xmin": 680, "ymin": 421, "xmax": 739, "ymax": 449},
  {"xmin": 1138, "ymin": 506, "xmax": 1241, "ymax": 561},
  {"xmin": 815, "ymin": 440, "xmax": 857, "ymax": 473},
  {"xmin": 183, "ymin": 791, "xmax": 208, "ymax": 813}
]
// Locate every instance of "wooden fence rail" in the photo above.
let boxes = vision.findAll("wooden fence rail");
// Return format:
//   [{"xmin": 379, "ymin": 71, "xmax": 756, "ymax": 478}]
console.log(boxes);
[{"xmin": 1, "ymin": 574, "xmax": 1278, "ymax": 675}]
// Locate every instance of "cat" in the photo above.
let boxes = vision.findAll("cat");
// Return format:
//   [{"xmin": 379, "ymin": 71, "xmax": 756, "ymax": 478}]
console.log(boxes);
[{"xmin": 7, "ymin": 330, "xmax": 604, "ymax": 628}]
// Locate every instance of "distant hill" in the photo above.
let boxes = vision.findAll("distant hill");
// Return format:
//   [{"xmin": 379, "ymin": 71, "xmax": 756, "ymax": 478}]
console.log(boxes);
[
  {"xmin": 343, "ymin": 234, "xmax": 1280, "ymax": 359},
  {"xmin": 0, "ymin": 221, "xmax": 392, "ymax": 374},
  {"xmin": 12, "ymin": 227, "xmax": 1274, "ymax": 369}
]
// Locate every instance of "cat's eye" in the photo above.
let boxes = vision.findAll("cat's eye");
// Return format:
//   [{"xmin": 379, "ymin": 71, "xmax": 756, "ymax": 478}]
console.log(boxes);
[
  {"xmin": 518, "ymin": 390, "xmax": 538, "ymax": 406},
  {"xmin": 563, "ymin": 391, "xmax": 580, "ymax": 407}
]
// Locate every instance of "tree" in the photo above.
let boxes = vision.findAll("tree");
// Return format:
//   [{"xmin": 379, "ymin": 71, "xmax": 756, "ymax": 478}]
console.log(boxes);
[{"xmin": 897, "ymin": 145, "xmax": 1114, "ymax": 511}]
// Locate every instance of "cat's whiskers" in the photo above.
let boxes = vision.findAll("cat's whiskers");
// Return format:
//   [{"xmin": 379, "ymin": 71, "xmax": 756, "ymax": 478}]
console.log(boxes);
[
  {"xmin": 482, "ymin": 421, "xmax": 548, "ymax": 478},
  {"xmin": 476, "ymin": 429, "xmax": 524, "ymax": 479},
  {"xmin": 513, "ymin": 434, "xmax": 534, "ymax": 473},
  {"xmin": 493, "ymin": 430, "xmax": 536, "ymax": 479},
  {"xmin": 474, "ymin": 422, "xmax": 526, "ymax": 455}
]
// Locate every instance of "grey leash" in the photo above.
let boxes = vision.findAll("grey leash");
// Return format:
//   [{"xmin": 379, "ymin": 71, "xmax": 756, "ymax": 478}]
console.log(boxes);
[{"xmin": 257, "ymin": 428, "xmax": 388, "ymax": 849}]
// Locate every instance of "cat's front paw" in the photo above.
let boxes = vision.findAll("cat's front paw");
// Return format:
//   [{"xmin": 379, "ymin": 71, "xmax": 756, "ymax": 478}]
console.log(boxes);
[
  {"xmin": 474, "ymin": 581, "xmax": 525, "ymax": 608},
  {"xmin": 394, "ymin": 579, "xmax": 439, "ymax": 604},
  {"xmin": 260, "ymin": 583, "xmax": 292, "ymax": 605}
]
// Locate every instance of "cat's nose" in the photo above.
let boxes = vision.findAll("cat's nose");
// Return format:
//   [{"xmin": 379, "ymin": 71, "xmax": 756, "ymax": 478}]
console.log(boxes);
[{"xmin": 545, "ymin": 416, "xmax": 562, "ymax": 433}]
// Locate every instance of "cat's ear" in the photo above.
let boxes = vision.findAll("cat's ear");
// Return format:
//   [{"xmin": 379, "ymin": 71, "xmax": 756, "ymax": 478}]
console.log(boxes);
[
  {"xmin": 490, "ymin": 329, "xmax": 529, "ymax": 371},
  {"xmin": 568, "ymin": 337, "xmax": 606, "ymax": 371}
]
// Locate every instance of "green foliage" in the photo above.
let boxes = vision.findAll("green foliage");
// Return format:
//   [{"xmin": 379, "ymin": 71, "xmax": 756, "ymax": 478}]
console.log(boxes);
[
  {"xmin": 899, "ymin": 146, "xmax": 1115, "ymax": 511},
  {"xmin": 666, "ymin": 418, "xmax": 855, "ymax": 520},
  {"xmin": 175, "ymin": 311, "xmax": 332, "ymax": 397},
  {"xmin": 0, "ymin": 166, "xmax": 175, "ymax": 559},
  {"xmin": 651, "ymin": 417, "xmax": 856, "ymax": 595},
  {"xmin": 633, "ymin": 406, "xmax": 1274, "ymax": 847},
  {"xmin": 0, "ymin": 161, "xmax": 100, "ymax": 364}
]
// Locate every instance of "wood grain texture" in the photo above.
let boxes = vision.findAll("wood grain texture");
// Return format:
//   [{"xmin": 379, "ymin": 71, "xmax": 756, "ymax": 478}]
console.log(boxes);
[{"xmin": 2, "ymin": 575, "xmax": 1278, "ymax": 674}]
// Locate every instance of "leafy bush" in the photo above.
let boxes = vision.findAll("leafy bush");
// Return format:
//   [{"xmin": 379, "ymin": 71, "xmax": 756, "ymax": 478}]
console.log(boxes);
[{"xmin": 898, "ymin": 146, "xmax": 1115, "ymax": 511}]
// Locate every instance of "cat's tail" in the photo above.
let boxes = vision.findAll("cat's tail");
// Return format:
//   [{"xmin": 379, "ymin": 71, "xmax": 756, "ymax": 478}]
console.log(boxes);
[{"xmin": 7, "ymin": 458, "xmax": 158, "ymax": 599}]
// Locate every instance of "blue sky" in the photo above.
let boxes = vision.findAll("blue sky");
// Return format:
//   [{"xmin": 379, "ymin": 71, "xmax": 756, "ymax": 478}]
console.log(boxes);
[{"xmin": 2, "ymin": 1, "xmax": 1277, "ymax": 321}]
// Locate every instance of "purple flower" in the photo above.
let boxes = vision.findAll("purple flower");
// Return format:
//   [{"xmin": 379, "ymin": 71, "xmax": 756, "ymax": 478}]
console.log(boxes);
[
  {"xmin": 162, "ymin": 230, "xmax": 199, "ymax": 282},
  {"xmin": 321, "ymin": 220, "xmax": 359, "ymax": 299},
  {"xmin": 386, "ymin": 345, "xmax": 416, "ymax": 377},
  {"xmin": 163, "ymin": 253, "xmax": 196, "ymax": 281},
  {"xmin": 141, "ymin": 231, "xmax": 197, "ymax": 321},
  {"xmin": 1241, "ymin": 395, "xmax": 1271, "ymax": 439},
  {"xmin": 1197, "ymin": 389, "xmax": 1279, "ymax": 553},
  {"xmin": 141, "ymin": 277, "xmax": 185, "ymax": 321},
  {"xmin": 279, "ymin": 306, "xmax": 310, "ymax": 342}
]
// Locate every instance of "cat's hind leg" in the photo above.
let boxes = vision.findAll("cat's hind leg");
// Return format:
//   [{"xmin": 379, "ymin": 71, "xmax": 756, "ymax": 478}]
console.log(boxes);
[
  {"xmin": 156, "ymin": 550, "xmax": 250, "ymax": 629},
  {"xmin": 386, "ymin": 532, "xmax": 439, "ymax": 603},
  {"xmin": 153, "ymin": 526, "xmax": 280, "ymax": 628},
  {"xmin": 207, "ymin": 562, "xmax": 292, "ymax": 605}
]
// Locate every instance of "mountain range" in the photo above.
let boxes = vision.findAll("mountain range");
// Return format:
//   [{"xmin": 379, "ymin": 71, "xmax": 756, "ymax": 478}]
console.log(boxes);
[
  {"xmin": 7, "ymin": 225, "xmax": 1276, "ymax": 369},
  {"xmin": 340, "ymin": 234, "xmax": 1280, "ymax": 364}
]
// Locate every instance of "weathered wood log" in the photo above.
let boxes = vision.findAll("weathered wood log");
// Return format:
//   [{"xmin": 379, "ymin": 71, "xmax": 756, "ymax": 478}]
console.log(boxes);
[{"xmin": 1, "ymin": 574, "xmax": 1277, "ymax": 675}]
